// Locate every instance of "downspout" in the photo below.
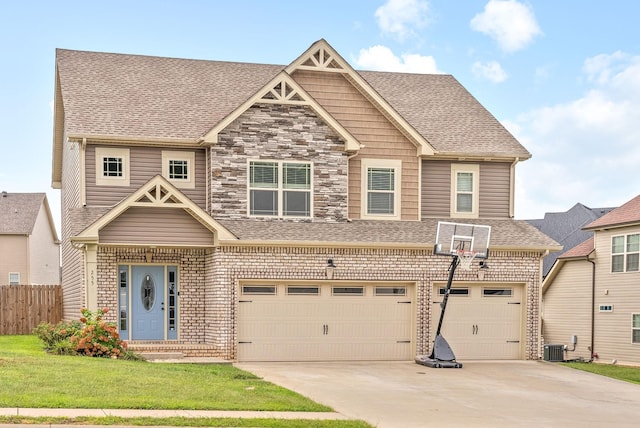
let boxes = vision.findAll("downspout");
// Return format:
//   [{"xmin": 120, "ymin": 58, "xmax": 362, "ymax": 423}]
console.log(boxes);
[
  {"xmin": 588, "ymin": 254, "xmax": 596, "ymax": 362},
  {"xmin": 509, "ymin": 157, "xmax": 519, "ymax": 218}
]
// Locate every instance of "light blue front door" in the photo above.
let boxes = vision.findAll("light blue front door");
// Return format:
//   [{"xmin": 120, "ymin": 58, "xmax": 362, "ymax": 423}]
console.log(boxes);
[{"xmin": 132, "ymin": 266, "xmax": 165, "ymax": 340}]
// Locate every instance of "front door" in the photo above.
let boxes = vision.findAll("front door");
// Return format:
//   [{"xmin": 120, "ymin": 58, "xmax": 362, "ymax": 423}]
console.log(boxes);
[{"xmin": 132, "ymin": 266, "xmax": 165, "ymax": 340}]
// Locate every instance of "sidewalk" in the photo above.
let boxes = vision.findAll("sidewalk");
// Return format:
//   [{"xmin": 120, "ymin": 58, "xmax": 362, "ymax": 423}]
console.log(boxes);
[{"xmin": 0, "ymin": 407, "xmax": 350, "ymax": 421}]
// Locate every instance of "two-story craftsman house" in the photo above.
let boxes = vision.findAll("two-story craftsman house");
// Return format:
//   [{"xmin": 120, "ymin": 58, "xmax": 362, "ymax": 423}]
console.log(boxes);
[{"xmin": 52, "ymin": 39, "xmax": 559, "ymax": 361}]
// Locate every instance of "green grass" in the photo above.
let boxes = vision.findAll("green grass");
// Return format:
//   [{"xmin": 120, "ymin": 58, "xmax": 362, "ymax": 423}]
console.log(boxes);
[
  {"xmin": 0, "ymin": 335, "xmax": 376, "ymax": 426},
  {"xmin": 0, "ymin": 335, "xmax": 328, "ymax": 411},
  {"xmin": 562, "ymin": 361, "xmax": 640, "ymax": 385}
]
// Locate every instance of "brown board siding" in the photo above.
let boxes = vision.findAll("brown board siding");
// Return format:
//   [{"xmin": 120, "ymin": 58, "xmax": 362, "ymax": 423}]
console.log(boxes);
[
  {"xmin": 422, "ymin": 160, "xmax": 511, "ymax": 219},
  {"xmin": 85, "ymin": 145, "xmax": 206, "ymax": 208},
  {"xmin": 293, "ymin": 70, "xmax": 419, "ymax": 220},
  {"xmin": 99, "ymin": 207, "xmax": 214, "ymax": 246}
]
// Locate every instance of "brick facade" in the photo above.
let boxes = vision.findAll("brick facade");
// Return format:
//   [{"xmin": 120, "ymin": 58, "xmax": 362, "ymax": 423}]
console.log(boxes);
[{"xmin": 94, "ymin": 244, "xmax": 543, "ymax": 361}]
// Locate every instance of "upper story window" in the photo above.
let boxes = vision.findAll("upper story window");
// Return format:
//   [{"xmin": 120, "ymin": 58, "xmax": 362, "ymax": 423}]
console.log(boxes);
[
  {"xmin": 248, "ymin": 160, "xmax": 312, "ymax": 218},
  {"xmin": 633, "ymin": 314, "xmax": 640, "ymax": 344},
  {"xmin": 361, "ymin": 159, "xmax": 401, "ymax": 220},
  {"xmin": 95, "ymin": 147, "xmax": 130, "ymax": 186},
  {"xmin": 162, "ymin": 151, "xmax": 195, "ymax": 189},
  {"xmin": 611, "ymin": 233, "xmax": 639, "ymax": 272},
  {"xmin": 9, "ymin": 272, "xmax": 20, "ymax": 285},
  {"xmin": 451, "ymin": 164, "xmax": 479, "ymax": 218}
]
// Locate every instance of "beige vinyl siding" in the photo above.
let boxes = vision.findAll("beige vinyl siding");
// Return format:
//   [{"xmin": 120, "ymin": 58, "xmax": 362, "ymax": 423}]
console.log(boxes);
[
  {"xmin": 478, "ymin": 162, "xmax": 510, "ymax": 218},
  {"xmin": 421, "ymin": 160, "xmax": 451, "ymax": 217},
  {"xmin": 99, "ymin": 207, "xmax": 214, "ymax": 246},
  {"xmin": 542, "ymin": 260, "xmax": 593, "ymax": 361},
  {"xmin": 61, "ymin": 131, "xmax": 84, "ymax": 319},
  {"xmin": 0, "ymin": 236, "xmax": 28, "ymax": 285},
  {"xmin": 422, "ymin": 160, "xmax": 511, "ymax": 219},
  {"xmin": 293, "ymin": 70, "xmax": 419, "ymax": 220},
  {"xmin": 85, "ymin": 145, "xmax": 206, "ymax": 208},
  {"xmin": 593, "ymin": 228, "xmax": 640, "ymax": 365},
  {"xmin": 28, "ymin": 204, "xmax": 60, "ymax": 284}
]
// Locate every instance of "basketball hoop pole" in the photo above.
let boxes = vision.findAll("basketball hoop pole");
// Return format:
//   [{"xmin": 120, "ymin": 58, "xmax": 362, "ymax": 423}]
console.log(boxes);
[
  {"xmin": 432, "ymin": 255, "xmax": 460, "ymax": 340},
  {"xmin": 415, "ymin": 252, "xmax": 464, "ymax": 367}
]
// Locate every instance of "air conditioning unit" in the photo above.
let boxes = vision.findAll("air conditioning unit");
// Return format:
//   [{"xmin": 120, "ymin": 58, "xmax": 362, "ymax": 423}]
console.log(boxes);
[{"xmin": 543, "ymin": 344, "xmax": 564, "ymax": 362}]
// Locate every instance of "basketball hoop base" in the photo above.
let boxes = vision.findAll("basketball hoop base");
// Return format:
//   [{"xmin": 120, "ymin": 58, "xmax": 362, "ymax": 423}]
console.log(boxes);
[{"xmin": 415, "ymin": 355, "xmax": 463, "ymax": 368}]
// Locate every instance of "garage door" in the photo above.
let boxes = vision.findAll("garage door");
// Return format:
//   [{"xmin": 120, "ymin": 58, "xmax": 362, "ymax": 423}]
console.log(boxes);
[
  {"xmin": 238, "ymin": 283, "xmax": 414, "ymax": 362},
  {"xmin": 431, "ymin": 284, "xmax": 523, "ymax": 359}
]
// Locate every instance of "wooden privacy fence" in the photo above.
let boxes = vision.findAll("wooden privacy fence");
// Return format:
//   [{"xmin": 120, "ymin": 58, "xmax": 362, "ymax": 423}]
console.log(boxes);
[{"xmin": 0, "ymin": 284, "xmax": 62, "ymax": 335}]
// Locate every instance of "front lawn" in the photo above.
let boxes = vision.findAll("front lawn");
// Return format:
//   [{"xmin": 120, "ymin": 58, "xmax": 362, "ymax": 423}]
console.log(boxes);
[
  {"xmin": 562, "ymin": 361, "xmax": 640, "ymax": 385},
  {"xmin": 0, "ymin": 335, "xmax": 327, "ymax": 411}
]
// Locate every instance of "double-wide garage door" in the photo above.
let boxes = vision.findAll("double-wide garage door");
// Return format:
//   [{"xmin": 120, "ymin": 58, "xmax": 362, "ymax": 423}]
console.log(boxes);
[
  {"xmin": 238, "ymin": 283, "xmax": 413, "ymax": 362},
  {"xmin": 432, "ymin": 284, "xmax": 523, "ymax": 359}
]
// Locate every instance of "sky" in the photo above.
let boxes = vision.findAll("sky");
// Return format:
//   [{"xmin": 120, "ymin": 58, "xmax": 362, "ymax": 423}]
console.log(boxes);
[{"xmin": 1, "ymin": 0, "xmax": 639, "ymax": 235}]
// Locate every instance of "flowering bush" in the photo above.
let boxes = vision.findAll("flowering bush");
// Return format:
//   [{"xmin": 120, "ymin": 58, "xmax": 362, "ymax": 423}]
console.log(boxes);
[
  {"xmin": 33, "ymin": 319, "xmax": 83, "ymax": 354},
  {"xmin": 70, "ymin": 307, "xmax": 128, "ymax": 358},
  {"xmin": 35, "ymin": 307, "xmax": 139, "ymax": 359}
]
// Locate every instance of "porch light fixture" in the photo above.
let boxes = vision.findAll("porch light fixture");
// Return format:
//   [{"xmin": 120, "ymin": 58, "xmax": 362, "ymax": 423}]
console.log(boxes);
[{"xmin": 326, "ymin": 259, "xmax": 336, "ymax": 280}]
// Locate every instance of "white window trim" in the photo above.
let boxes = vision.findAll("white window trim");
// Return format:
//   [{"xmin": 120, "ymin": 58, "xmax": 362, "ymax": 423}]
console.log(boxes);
[
  {"xmin": 246, "ymin": 159, "xmax": 313, "ymax": 219},
  {"xmin": 9, "ymin": 272, "xmax": 20, "ymax": 286},
  {"xmin": 611, "ymin": 233, "xmax": 640, "ymax": 273},
  {"xmin": 633, "ymin": 313, "xmax": 640, "ymax": 344},
  {"xmin": 95, "ymin": 147, "xmax": 130, "ymax": 186},
  {"xmin": 360, "ymin": 158, "xmax": 401, "ymax": 220},
  {"xmin": 450, "ymin": 163, "xmax": 479, "ymax": 218},
  {"xmin": 162, "ymin": 151, "xmax": 195, "ymax": 189}
]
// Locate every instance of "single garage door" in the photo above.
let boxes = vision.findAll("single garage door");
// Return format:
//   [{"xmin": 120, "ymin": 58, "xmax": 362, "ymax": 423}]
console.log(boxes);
[
  {"xmin": 431, "ymin": 284, "xmax": 523, "ymax": 359},
  {"xmin": 238, "ymin": 283, "xmax": 414, "ymax": 362}
]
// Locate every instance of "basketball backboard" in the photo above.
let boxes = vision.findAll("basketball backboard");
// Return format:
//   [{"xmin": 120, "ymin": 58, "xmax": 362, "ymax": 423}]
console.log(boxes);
[{"xmin": 434, "ymin": 221, "xmax": 491, "ymax": 259}]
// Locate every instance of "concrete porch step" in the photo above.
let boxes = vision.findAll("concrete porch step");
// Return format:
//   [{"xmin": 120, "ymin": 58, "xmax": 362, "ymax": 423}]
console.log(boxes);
[{"xmin": 140, "ymin": 351, "xmax": 184, "ymax": 360}]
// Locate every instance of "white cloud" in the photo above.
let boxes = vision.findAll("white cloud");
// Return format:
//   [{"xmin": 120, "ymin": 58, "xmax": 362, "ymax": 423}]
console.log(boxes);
[
  {"xmin": 513, "ymin": 52, "xmax": 640, "ymax": 218},
  {"xmin": 375, "ymin": 0, "xmax": 430, "ymax": 41},
  {"xmin": 470, "ymin": 0, "xmax": 542, "ymax": 53},
  {"xmin": 354, "ymin": 45, "xmax": 440, "ymax": 73},
  {"xmin": 472, "ymin": 60, "xmax": 508, "ymax": 83}
]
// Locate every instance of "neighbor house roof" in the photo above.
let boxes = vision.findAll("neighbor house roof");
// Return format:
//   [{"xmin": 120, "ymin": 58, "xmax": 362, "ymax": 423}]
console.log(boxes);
[
  {"xmin": 583, "ymin": 194, "xmax": 640, "ymax": 230},
  {"xmin": 557, "ymin": 236, "xmax": 595, "ymax": 259},
  {"xmin": 53, "ymin": 40, "xmax": 530, "ymax": 165},
  {"xmin": 0, "ymin": 193, "xmax": 57, "ymax": 241},
  {"xmin": 527, "ymin": 203, "xmax": 614, "ymax": 277}
]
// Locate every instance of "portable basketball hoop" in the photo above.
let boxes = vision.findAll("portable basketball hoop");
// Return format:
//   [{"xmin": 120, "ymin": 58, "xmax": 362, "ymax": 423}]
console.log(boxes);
[
  {"xmin": 457, "ymin": 250, "xmax": 478, "ymax": 271},
  {"xmin": 416, "ymin": 221, "xmax": 491, "ymax": 369}
]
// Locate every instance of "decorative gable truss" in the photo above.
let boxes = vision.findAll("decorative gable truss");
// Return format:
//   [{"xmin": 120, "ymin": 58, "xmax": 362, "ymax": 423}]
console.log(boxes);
[
  {"xmin": 286, "ymin": 39, "xmax": 436, "ymax": 157},
  {"xmin": 201, "ymin": 72, "xmax": 360, "ymax": 152},
  {"xmin": 72, "ymin": 175, "xmax": 237, "ymax": 245}
]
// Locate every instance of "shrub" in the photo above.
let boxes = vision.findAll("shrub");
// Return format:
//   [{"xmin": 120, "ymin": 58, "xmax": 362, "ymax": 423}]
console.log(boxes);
[
  {"xmin": 70, "ymin": 307, "xmax": 129, "ymax": 358},
  {"xmin": 35, "ymin": 307, "xmax": 136, "ymax": 359},
  {"xmin": 33, "ymin": 319, "xmax": 83, "ymax": 353}
]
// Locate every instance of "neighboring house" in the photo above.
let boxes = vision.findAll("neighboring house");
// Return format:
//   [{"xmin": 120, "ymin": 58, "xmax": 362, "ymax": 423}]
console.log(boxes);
[
  {"xmin": 543, "ymin": 194, "xmax": 640, "ymax": 366},
  {"xmin": 51, "ymin": 39, "xmax": 559, "ymax": 362},
  {"xmin": 528, "ymin": 203, "xmax": 614, "ymax": 277},
  {"xmin": 0, "ymin": 192, "xmax": 60, "ymax": 285}
]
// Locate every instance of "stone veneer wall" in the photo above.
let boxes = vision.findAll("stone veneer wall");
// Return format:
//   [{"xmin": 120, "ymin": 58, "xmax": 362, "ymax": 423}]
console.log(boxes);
[
  {"xmin": 207, "ymin": 246, "xmax": 542, "ymax": 361},
  {"xmin": 96, "ymin": 247, "xmax": 207, "ymax": 344},
  {"xmin": 210, "ymin": 103, "xmax": 349, "ymax": 221}
]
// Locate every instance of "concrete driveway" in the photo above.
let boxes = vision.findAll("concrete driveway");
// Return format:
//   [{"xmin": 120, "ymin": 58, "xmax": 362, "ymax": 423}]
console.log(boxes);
[{"xmin": 237, "ymin": 361, "xmax": 640, "ymax": 428}]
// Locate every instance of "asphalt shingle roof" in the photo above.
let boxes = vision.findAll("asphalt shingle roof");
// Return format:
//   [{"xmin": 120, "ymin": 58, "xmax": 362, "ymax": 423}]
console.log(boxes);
[
  {"xmin": 55, "ymin": 47, "xmax": 529, "ymax": 158},
  {"xmin": 0, "ymin": 192, "xmax": 46, "ymax": 234},
  {"xmin": 218, "ymin": 218, "xmax": 559, "ymax": 250},
  {"xmin": 584, "ymin": 194, "xmax": 640, "ymax": 230}
]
